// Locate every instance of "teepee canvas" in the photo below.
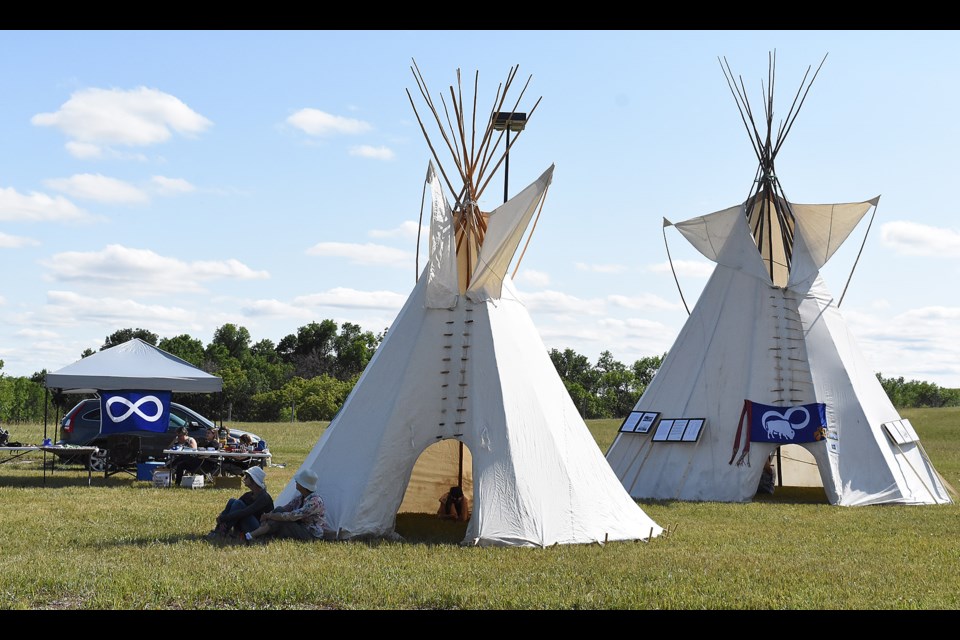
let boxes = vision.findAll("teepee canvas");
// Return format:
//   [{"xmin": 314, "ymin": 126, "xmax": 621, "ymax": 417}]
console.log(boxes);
[
  {"xmin": 606, "ymin": 54, "xmax": 953, "ymax": 507},
  {"xmin": 277, "ymin": 63, "xmax": 663, "ymax": 546}
]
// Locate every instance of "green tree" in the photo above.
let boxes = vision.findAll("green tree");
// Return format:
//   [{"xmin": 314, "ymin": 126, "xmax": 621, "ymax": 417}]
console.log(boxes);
[
  {"xmin": 594, "ymin": 351, "xmax": 637, "ymax": 418},
  {"xmin": 102, "ymin": 328, "xmax": 158, "ymax": 350},
  {"xmin": 210, "ymin": 324, "xmax": 251, "ymax": 362},
  {"xmin": 158, "ymin": 334, "xmax": 206, "ymax": 366},
  {"xmin": 279, "ymin": 320, "xmax": 338, "ymax": 379},
  {"xmin": 331, "ymin": 322, "xmax": 381, "ymax": 380},
  {"xmin": 631, "ymin": 354, "xmax": 665, "ymax": 397}
]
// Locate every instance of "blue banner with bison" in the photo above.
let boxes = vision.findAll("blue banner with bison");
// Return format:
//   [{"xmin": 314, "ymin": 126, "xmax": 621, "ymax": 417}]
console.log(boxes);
[{"xmin": 730, "ymin": 399, "xmax": 827, "ymax": 466}]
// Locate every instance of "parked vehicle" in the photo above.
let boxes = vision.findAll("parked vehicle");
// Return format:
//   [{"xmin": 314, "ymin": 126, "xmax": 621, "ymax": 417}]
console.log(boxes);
[{"xmin": 56, "ymin": 398, "xmax": 266, "ymax": 473}]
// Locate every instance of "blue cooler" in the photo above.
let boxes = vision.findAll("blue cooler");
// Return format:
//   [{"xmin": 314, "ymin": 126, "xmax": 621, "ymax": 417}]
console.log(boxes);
[{"xmin": 137, "ymin": 461, "xmax": 165, "ymax": 481}]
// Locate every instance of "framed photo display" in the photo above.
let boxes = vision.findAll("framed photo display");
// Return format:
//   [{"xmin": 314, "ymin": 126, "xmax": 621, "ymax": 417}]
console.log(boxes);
[
  {"xmin": 618, "ymin": 411, "xmax": 660, "ymax": 434},
  {"xmin": 652, "ymin": 417, "xmax": 706, "ymax": 443}
]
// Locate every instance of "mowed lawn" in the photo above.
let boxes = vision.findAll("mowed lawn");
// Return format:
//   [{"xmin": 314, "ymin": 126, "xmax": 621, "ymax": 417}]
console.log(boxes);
[{"xmin": 1, "ymin": 407, "xmax": 958, "ymax": 610}]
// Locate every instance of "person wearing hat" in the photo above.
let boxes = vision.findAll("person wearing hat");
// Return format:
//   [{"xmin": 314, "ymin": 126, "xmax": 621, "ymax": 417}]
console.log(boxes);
[
  {"xmin": 244, "ymin": 467, "xmax": 333, "ymax": 543},
  {"xmin": 206, "ymin": 466, "xmax": 274, "ymax": 541}
]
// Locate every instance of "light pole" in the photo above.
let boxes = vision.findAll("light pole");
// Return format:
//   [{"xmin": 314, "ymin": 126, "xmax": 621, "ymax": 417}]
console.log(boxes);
[{"xmin": 491, "ymin": 111, "xmax": 527, "ymax": 203}]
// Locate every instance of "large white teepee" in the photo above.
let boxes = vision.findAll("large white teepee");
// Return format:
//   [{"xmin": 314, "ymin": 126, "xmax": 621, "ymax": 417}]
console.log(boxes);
[
  {"xmin": 606, "ymin": 54, "xmax": 953, "ymax": 507},
  {"xmin": 277, "ymin": 64, "xmax": 662, "ymax": 546}
]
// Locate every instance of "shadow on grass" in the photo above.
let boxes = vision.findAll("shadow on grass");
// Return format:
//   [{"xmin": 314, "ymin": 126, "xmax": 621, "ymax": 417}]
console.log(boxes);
[
  {"xmin": 753, "ymin": 486, "xmax": 828, "ymax": 504},
  {"xmin": 394, "ymin": 512, "xmax": 468, "ymax": 546}
]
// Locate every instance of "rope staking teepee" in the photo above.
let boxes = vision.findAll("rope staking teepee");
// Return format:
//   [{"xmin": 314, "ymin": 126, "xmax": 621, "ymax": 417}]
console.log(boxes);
[
  {"xmin": 407, "ymin": 59, "xmax": 542, "ymax": 292},
  {"xmin": 719, "ymin": 51, "xmax": 828, "ymax": 287}
]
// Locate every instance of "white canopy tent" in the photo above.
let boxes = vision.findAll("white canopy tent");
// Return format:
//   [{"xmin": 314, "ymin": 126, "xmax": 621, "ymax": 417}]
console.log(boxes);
[{"xmin": 44, "ymin": 338, "xmax": 223, "ymax": 394}]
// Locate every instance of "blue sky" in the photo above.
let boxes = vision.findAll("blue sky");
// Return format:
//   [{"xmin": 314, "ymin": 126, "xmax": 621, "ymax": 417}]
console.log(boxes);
[{"xmin": 2, "ymin": 30, "xmax": 959, "ymax": 387}]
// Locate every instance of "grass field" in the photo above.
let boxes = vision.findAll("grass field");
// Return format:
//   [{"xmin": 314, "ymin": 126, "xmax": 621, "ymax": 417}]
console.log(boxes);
[{"xmin": 1, "ymin": 408, "xmax": 958, "ymax": 610}]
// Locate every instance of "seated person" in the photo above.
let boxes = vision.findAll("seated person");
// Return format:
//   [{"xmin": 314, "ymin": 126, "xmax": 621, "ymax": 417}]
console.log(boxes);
[
  {"xmin": 169, "ymin": 425, "xmax": 198, "ymax": 451},
  {"xmin": 757, "ymin": 453, "xmax": 776, "ymax": 495},
  {"xmin": 244, "ymin": 468, "xmax": 334, "ymax": 543},
  {"xmin": 207, "ymin": 466, "xmax": 274, "ymax": 540},
  {"xmin": 236, "ymin": 433, "xmax": 255, "ymax": 452},
  {"xmin": 170, "ymin": 427, "xmax": 224, "ymax": 485},
  {"xmin": 221, "ymin": 433, "xmax": 259, "ymax": 476},
  {"xmin": 437, "ymin": 485, "xmax": 469, "ymax": 522}
]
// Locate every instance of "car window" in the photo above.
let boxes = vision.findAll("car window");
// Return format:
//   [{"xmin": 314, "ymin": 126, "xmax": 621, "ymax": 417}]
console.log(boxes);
[{"xmin": 168, "ymin": 413, "xmax": 186, "ymax": 428}]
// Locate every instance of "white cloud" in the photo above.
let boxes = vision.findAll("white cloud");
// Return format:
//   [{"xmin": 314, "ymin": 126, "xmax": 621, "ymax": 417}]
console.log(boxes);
[
  {"xmin": 287, "ymin": 109, "xmax": 372, "ymax": 136},
  {"xmin": 881, "ymin": 220, "xmax": 960, "ymax": 257},
  {"xmin": 31, "ymin": 86, "xmax": 212, "ymax": 156},
  {"xmin": 65, "ymin": 141, "xmax": 103, "ymax": 159},
  {"xmin": 44, "ymin": 173, "xmax": 148, "ymax": 204},
  {"xmin": 574, "ymin": 262, "xmax": 627, "ymax": 274},
  {"xmin": 305, "ymin": 241, "xmax": 413, "ymax": 268},
  {"xmin": 0, "ymin": 232, "xmax": 40, "ymax": 248},
  {"xmin": 0, "ymin": 187, "xmax": 102, "ymax": 223},
  {"xmin": 349, "ymin": 145, "xmax": 395, "ymax": 160},
  {"xmin": 607, "ymin": 292, "xmax": 684, "ymax": 312},
  {"xmin": 648, "ymin": 259, "xmax": 714, "ymax": 278},
  {"xmin": 15, "ymin": 327, "xmax": 59, "ymax": 339},
  {"xmin": 369, "ymin": 220, "xmax": 426, "ymax": 240},
  {"xmin": 522, "ymin": 290, "xmax": 605, "ymax": 315},
  {"xmin": 41, "ymin": 289, "xmax": 201, "ymax": 331},
  {"xmin": 516, "ymin": 268, "xmax": 550, "ymax": 288},
  {"xmin": 40, "ymin": 245, "xmax": 268, "ymax": 295},
  {"xmin": 845, "ymin": 304, "xmax": 960, "ymax": 387},
  {"xmin": 241, "ymin": 299, "xmax": 316, "ymax": 319},
  {"xmin": 293, "ymin": 287, "xmax": 407, "ymax": 311},
  {"xmin": 149, "ymin": 175, "xmax": 196, "ymax": 195}
]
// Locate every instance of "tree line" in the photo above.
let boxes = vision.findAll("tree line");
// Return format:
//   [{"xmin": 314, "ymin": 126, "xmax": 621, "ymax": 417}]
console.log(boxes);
[{"xmin": 0, "ymin": 321, "xmax": 958, "ymax": 425}]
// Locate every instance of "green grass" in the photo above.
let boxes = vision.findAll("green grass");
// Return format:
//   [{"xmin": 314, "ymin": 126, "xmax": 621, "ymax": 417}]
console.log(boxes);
[{"xmin": 1, "ymin": 409, "xmax": 959, "ymax": 610}]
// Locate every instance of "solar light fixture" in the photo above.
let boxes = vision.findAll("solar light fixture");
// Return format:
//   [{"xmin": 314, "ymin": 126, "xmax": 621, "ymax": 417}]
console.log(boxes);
[{"xmin": 490, "ymin": 112, "xmax": 528, "ymax": 202}]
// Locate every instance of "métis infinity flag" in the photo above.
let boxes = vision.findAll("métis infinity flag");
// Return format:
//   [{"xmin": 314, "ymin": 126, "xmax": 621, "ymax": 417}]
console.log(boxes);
[{"xmin": 100, "ymin": 390, "xmax": 171, "ymax": 434}]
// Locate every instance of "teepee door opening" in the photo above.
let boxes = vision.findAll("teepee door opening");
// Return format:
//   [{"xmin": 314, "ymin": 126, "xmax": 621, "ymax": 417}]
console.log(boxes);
[
  {"xmin": 398, "ymin": 439, "xmax": 474, "ymax": 515},
  {"xmin": 772, "ymin": 445, "xmax": 824, "ymax": 489}
]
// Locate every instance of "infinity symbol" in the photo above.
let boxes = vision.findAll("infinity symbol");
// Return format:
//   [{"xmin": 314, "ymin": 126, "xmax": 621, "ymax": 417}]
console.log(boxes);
[{"xmin": 105, "ymin": 396, "xmax": 164, "ymax": 423}]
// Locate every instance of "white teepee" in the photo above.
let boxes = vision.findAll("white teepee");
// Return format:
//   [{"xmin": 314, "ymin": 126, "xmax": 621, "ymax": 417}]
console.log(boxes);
[
  {"xmin": 277, "ymin": 63, "xmax": 663, "ymax": 546},
  {"xmin": 606, "ymin": 54, "xmax": 954, "ymax": 507}
]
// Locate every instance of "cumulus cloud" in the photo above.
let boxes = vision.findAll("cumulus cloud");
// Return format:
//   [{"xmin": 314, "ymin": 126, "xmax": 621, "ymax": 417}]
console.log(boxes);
[
  {"xmin": 522, "ymin": 290, "xmax": 605, "ymax": 315},
  {"xmin": 293, "ymin": 287, "xmax": 407, "ymax": 311},
  {"xmin": 515, "ymin": 268, "xmax": 550, "ymax": 288},
  {"xmin": 349, "ymin": 145, "xmax": 394, "ymax": 160},
  {"xmin": 44, "ymin": 173, "xmax": 149, "ymax": 204},
  {"xmin": 647, "ymin": 259, "xmax": 714, "ymax": 278},
  {"xmin": 287, "ymin": 109, "xmax": 372, "ymax": 136},
  {"xmin": 0, "ymin": 231, "xmax": 40, "ymax": 248},
  {"xmin": 149, "ymin": 176, "xmax": 196, "ymax": 195},
  {"xmin": 369, "ymin": 220, "xmax": 426, "ymax": 240},
  {"xmin": 305, "ymin": 241, "xmax": 413, "ymax": 268},
  {"xmin": 32, "ymin": 87, "xmax": 212, "ymax": 157},
  {"xmin": 40, "ymin": 244, "xmax": 268, "ymax": 295},
  {"xmin": 241, "ymin": 299, "xmax": 316, "ymax": 319},
  {"xmin": 881, "ymin": 220, "xmax": 960, "ymax": 257},
  {"xmin": 43, "ymin": 289, "xmax": 199, "ymax": 328},
  {"xmin": 15, "ymin": 327, "xmax": 59, "ymax": 339},
  {"xmin": 607, "ymin": 292, "xmax": 684, "ymax": 312},
  {"xmin": 0, "ymin": 187, "xmax": 102, "ymax": 223}
]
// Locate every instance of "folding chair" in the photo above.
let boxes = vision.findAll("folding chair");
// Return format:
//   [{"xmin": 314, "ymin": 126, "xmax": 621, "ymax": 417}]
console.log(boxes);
[{"xmin": 103, "ymin": 434, "xmax": 142, "ymax": 478}]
